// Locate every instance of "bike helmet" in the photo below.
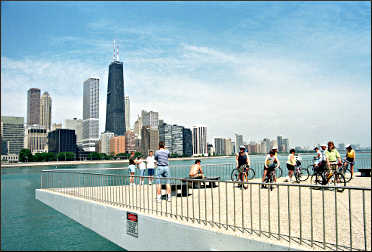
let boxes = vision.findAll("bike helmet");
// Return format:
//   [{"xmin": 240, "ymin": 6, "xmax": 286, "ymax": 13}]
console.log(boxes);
[
  {"xmin": 345, "ymin": 144, "xmax": 351, "ymax": 149},
  {"xmin": 272, "ymin": 146, "xmax": 278, "ymax": 150},
  {"xmin": 239, "ymin": 145, "xmax": 245, "ymax": 150},
  {"xmin": 320, "ymin": 143, "xmax": 327, "ymax": 147}
]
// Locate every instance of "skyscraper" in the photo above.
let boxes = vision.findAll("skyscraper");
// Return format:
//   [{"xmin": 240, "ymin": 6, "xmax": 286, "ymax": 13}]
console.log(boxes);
[
  {"xmin": 48, "ymin": 129, "xmax": 76, "ymax": 154},
  {"xmin": 82, "ymin": 78, "xmax": 99, "ymax": 151},
  {"xmin": 277, "ymin": 135, "xmax": 283, "ymax": 152},
  {"xmin": 141, "ymin": 110, "xmax": 159, "ymax": 129},
  {"xmin": 24, "ymin": 125, "xmax": 47, "ymax": 154},
  {"xmin": 40, "ymin": 91, "xmax": 52, "ymax": 131},
  {"xmin": 1, "ymin": 116, "xmax": 24, "ymax": 154},
  {"xmin": 192, "ymin": 126, "xmax": 207, "ymax": 156},
  {"xmin": 100, "ymin": 131, "xmax": 114, "ymax": 154},
  {"xmin": 27, "ymin": 88, "xmax": 40, "ymax": 125},
  {"xmin": 182, "ymin": 128, "xmax": 192, "ymax": 157},
  {"xmin": 64, "ymin": 118, "xmax": 83, "ymax": 144},
  {"xmin": 235, "ymin": 134, "xmax": 243, "ymax": 154},
  {"xmin": 105, "ymin": 42, "xmax": 126, "ymax": 136},
  {"xmin": 141, "ymin": 126, "xmax": 159, "ymax": 156},
  {"xmin": 214, "ymin": 138, "xmax": 225, "ymax": 156},
  {"xmin": 124, "ymin": 96, "xmax": 130, "ymax": 131}
]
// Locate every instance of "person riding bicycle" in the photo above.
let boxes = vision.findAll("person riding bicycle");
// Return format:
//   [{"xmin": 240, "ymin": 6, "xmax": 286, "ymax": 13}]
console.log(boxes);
[
  {"xmin": 235, "ymin": 145, "xmax": 251, "ymax": 187},
  {"xmin": 262, "ymin": 150, "xmax": 279, "ymax": 187},
  {"xmin": 325, "ymin": 141, "xmax": 342, "ymax": 172},
  {"xmin": 344, "ymin": 144, "xmax": 356, "ymax": 177}
]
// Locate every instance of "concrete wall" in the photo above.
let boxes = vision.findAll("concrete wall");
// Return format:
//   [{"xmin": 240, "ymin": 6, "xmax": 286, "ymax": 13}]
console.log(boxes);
[{"xmin": 36, "ymin": 189, "xmax": 298, "ymax": 251}]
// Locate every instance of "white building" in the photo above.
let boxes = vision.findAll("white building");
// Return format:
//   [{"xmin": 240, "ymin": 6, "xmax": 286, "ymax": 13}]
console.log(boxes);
[
  {"xmin": 141, "ymin": 110, "xmax": 159, "ymax": 129},
  {"xmin": 124, "ymin": 96, "xmax": 130, "ymax": 132},
  {"xmin": 24, "ymin": 125, "xmax": 47, "ymax": 154},
  {"xmin": 82, "ymin": 78, "xmax": 99, "ymax": 151},
  {"xmin": 100, "ymin": 132, "xmax": 115, "ymax": 154},
  {"xmin": 40, "ymin": 92, "xmax": 52, "ymax": 131},
  {"xmin": 64, "ymin": 118, "xmax": 83, "ymax": 144},
  {"xmin": 192, "ymin": 126, "xmax": 207, "ymax": 156}
]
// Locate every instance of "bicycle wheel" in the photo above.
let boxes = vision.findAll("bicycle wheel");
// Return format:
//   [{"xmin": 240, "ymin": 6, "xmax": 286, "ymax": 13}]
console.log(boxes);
[
  {"xmin": 310, "ymin": 173, "xmax": 323, "ymax": 189},
  {"xmin": 275, "ymin": 166, "xmax": 282, "ymax": 179},
  {"xmin": 296, "ymin": 167, "xmax": 310, "ymax": 182},
  {"xmin": 332, "ymin": 173, "xmax": 346, "ymax": 192},
  {"xmin": 247, "ymin": 168, "xmax": 255, "ymax": 180},
  {"xmin": 231, "ymin": 168, "xmax": 240, "ymax": 182},
  {"xmin": 342, "ymin": 167, "xmax": 352, "ymax": 183}
]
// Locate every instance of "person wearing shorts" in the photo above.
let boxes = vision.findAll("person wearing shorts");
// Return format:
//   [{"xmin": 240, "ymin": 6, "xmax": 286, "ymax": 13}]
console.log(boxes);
[
  {"xmin": 128, "ymin": 159, "xmax": 136, "ymax": 186},
  {"xmin": 262, "ymin": 150, "xmax": 279, "ymax": 187},
  {"xmin": 146, "ymin": 151, "xmax": 156, "ymax": 184},
  {"xmin": 137, "ymin": 157, "xmax": 146, "ymax": 185},
  {"xmin": 155, "ymin": 142, "xmax": 171, "ymax": 202},
  {"xmin": 286, "ymin": 149, "xmax": 296, "ymax": 182}
]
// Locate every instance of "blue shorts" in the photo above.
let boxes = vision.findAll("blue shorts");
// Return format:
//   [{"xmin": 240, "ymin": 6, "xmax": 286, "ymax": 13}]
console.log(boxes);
[
  {"xmin": 140, "ymin": 169, "xmax": 146, "ymax": 177},
  {"xmin": 156, "ymin": 166, "xmax": 170, "ymax": 184},
  {"xmin": 148, "ymin": 168, "xmax": 155, "ymax": 176}
]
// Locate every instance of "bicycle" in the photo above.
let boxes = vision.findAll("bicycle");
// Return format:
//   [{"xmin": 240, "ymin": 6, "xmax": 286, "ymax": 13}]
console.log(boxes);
[
  {"xmin": 321, "ymin": 163, "xmax": 346, "ymax": 192},
  {"xmin": 231, "ymin": 164, "xmax": 255, "ymax": 189},
  {"xmin": 262, "ymin": 166, "xmax": 276, "ymax": 191},
  {"xmin": 275, "ymin": 166, "xmax": 283, "ymax": 179},
  {"xmin": 310, "ymin": 161, "xmax": 326, "ymax": 189},
  {"xmin": 339, "ymin": 159, "xmax": 353, "ymax": 183},
  {"xmin": 293, "ymin": 156, "xmax": 310, "ymax": 183}
]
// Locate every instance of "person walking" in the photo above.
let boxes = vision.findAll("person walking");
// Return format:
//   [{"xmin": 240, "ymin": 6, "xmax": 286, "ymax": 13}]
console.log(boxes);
[
  {"xmin": 155, "ymin": 142, "xmax": 171, "ymax": 202},
  {"xmin": 146, "ymin": 151, "xmax": 157, "ymax": 185}
]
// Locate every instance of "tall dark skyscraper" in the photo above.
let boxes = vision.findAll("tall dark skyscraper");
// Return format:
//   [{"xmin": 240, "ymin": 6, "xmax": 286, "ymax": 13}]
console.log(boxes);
[
  {"xmin": 105, "ymin": 41, "xmax": 126, "ymax": 136},
  {"xmin": 27, "ymin": 88, "xmax": 41, "ymax": 125}
]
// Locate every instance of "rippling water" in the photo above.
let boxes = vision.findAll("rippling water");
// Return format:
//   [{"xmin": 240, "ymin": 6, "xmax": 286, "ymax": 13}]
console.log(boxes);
[{"xmin": 1, "ymin": 153, "xmax": 370, "ymax": 250}]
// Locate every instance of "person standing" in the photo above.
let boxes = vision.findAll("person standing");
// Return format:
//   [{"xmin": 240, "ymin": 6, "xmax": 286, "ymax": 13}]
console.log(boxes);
[
  {"xmin": 344, "ymin": 144, "xmax": 356, "ymax": 177},
  {"xmin": 285, "ymin": 149, "xmax": 296, "ymax": 182},
  {"xmin": 235, "ymin": 145, "xmax": 251, "ymax": 187},
  {"xmin": 325, "ymin": 141, "xmax": 342, "ymax": 171},
  {"xmin": 146, "ymin": 151, "xmax": 157, "ymax": 185},
  {"xmin": 137, "ymin": 156, "xmax": 146, "ymax": 185},
  {"xmin": 155, "ymin": 141, "xmax": 171, "ymax": 202},
  {"xmin": 128, "ymin": 159, "xmax": 136, "ymax": 186},
  {"xmin": 262, "ymin": 150, "xmax": 279, "ymax": 187}
]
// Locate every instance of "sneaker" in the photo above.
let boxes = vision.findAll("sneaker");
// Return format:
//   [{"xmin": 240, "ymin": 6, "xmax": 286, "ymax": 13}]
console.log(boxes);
[
  {"xmin": 149, "ymin": 181, "xmax": 152, "ymax": 185},
  {"xmin": 261, "ymin": 184, "xmax": 265, "ymax": 189}
]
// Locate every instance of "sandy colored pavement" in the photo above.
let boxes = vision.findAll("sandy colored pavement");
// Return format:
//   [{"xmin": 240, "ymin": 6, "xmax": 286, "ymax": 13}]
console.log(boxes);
[{"xmin": 44, "ymin": 176, "xmax": 371, "ymax": 251}]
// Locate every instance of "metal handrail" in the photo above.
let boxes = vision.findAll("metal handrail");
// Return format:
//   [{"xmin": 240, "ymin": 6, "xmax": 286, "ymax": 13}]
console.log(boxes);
[{"xmin": 39, "ymin": 169, "xmax": 371, "ymax": 251}]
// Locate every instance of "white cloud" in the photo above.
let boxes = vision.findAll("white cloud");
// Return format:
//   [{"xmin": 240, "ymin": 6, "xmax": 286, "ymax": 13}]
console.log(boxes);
[{"xmin": 2, "ymin": 40, "xmax": 371, "ymax": 147}]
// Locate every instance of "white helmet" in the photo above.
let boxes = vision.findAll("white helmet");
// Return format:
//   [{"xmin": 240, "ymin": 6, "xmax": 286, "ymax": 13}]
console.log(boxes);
[
  {"xmin": 345, "ymin": 144, "xmax": 351, "ymax": 149},
  {"xmin": 272, "ymin": 146, "xmax": 278, "ymax": 150},
  {"xmin": 320, "ymin": 143, "xmax": 327, "ymax": 147}
]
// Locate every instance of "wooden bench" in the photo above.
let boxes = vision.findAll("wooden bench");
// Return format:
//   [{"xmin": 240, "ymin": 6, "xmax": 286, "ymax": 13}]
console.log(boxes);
[{"xmin": 358, "ymin": 168, "xmax": 371, "ymax": 177}]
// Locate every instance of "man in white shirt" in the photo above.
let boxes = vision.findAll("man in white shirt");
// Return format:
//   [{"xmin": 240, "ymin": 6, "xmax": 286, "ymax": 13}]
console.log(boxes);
[{"xmin": 146, "ymin": 151, "xmax": 157, "ymax": 185}]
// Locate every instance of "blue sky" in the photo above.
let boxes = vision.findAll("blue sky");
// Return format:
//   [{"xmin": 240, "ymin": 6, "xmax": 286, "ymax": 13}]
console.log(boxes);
[{"xmin": 1, "ymin": 1, "xmax": 371, "ymax": 147}]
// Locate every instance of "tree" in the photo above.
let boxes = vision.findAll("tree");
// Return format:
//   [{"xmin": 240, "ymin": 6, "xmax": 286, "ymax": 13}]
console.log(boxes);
[
  {"xmin": 46, "ymin": 152, "xmax": 56, "ymax": 161},
  {"xmin": 33, "ymin": 153, "xmax": 44, "ymax": 162},
  {"xmin": 87, "ymin": 152, "xmax": 100, "ymax": 160},
  {"xmin": 19, "ymin": 149, "xmax": 33, "ymax": 162}
]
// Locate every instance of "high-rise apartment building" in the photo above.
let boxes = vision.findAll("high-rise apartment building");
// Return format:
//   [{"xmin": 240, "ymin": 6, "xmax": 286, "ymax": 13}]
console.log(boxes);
[
  {"xmin": 27, "ymin": 88, "xmax": 41, "ymax": 125},
  {"xmin": 105, "ymin": 45, "xmax": 126, "ymax": 136},
  {"xmin": 159, "ymin": 121, "xmax": 172, "ymax": 151},
  {"xmin": 125, "ymin": 130, "xmax": 136, "ymax": 153},
  {"xmin": 64, "ymin": 118, "xmax": 83, "ymax": 144},
  {"xmin": 192, "ymin": 126, "xmax": 207, "ymax": 156},
  {"xmin": 1, "ymin": 116, "xmax": 25, "ymax": 154},
  {"xmin": 262, "ymin": 138, "xmax": 271, "ymax": 153},
  {"xmin": 24, "ymin": 125, "xmax": 47, "ymax": 154},
  {"xmin": 100, "ymin": 132, "xmax": 115, "ymax": 154},
  {"xmin": 40, "ymin": 92, "xmax": 52, "ymax": 131},
  {"xmin": 141, "ymin": 126, "xmax": 159, "ymax": 157},
  {"xmin": 110, "ymin": 136, "xmax": 125, "ymax": 155},
  {"xmin": 277, "ymin": 135, "xmax": 283, "ymax": 152},
  {"xmin": 283, "ymin": 138, "xmax": 289, "ymax": 152},
  {"xmin": 225, "ymin": 138, "xmax": 233, "ymax": 155},
  {"xmin": 271, "ymin": 139, "xmax": 278, "ymax": 149},
  {"xmin": 133, "ymin": 115, "xmax": 142, "ymax": 139},
  {"xmin": 214, "ymin": 138, "xmax": 225, "ymax": 156},
  {"xmin": 124, "ymin": 96, "xmax": 130, "ymax": 132},
  {"xmin": 141, "ymin": 110, "xmax": 159, "ymax": 129},
  {"xmin": 182, "ymin": 128, "xmax": 193, "ymax": 157},
  {"xmin": 171, "ymin": 125, "xmax": 183, "ymax": 156},
  {"xmin": 47, "ymin": 129, "xmax": 76, "ymax": 154},
  {"xmin": 235, "ymin": 134, "xmax": 243, "ymax": 154},
  {"xmin": 82, "ymin": 78, "xmax": 99, "ymax": 151}
]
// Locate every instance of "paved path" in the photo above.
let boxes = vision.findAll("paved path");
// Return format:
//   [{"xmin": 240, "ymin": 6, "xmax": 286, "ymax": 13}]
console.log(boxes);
[{"xmin": 44, "ymin": 175, "xmax": 371, "ymax": 251}]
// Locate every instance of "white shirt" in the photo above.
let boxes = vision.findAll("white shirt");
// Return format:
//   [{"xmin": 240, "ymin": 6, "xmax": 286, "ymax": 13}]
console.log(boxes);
[
  {"xmin": 146, "ymin": 156, "xmax": 156, "ymax": 169},
  {"xmin": 138, "ymin": 160, "xmax": 146, "ymax": 170}
]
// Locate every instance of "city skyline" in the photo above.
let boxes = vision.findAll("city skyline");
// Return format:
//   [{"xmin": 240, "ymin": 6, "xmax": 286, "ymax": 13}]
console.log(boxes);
[{"xmin": 1, "ymin": 2, "xmax": 371, "ymax": 147}]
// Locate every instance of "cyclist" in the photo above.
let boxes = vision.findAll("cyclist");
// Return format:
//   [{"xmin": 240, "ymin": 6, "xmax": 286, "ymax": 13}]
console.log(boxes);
[
  {"xmin": 262, "ymin": 150, "xmax": 279, "ymax": 187},
  {"xmin": 235, "ymin": 145, "xmax": 251, "ymax": 187},
  {"xmin": 325, "ymin": 141, "xmax": 342, "ymax": 172},
  {"xmin": 271, "ymin": 145, "xmax": 281, "ymax": 167},
  {"xmin": 344, "ymin": 144, "xmax": 356, "ymax": 177},
  {"xmin": 285, "ymin": 148, "xmax": 296, "ymax": 182},
  {"xmin": 318, "ymin": 143, "xmax": 327, "ymax": 172}
]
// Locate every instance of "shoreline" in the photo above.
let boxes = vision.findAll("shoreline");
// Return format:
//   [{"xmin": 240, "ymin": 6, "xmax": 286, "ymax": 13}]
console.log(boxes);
[{"xmin": 1, "ymin": 155, "xmax": 235, "ymax": 168}]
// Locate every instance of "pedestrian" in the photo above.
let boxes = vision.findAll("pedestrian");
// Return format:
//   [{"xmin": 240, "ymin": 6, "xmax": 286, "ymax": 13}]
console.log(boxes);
[
  {"xmin": 128, "ymin": 159, "xmax": 136, "ymax": 186},
  {"xmin": 155, "ymin": 141, "xmax": 171, "ymax": 202},
  {"xmin": 146, "ymin": 150, "xmax": 157, "ymax": 185},
  {"xmin": 137, "ymin": 156, "xmax": 146, "ymax": 185}
]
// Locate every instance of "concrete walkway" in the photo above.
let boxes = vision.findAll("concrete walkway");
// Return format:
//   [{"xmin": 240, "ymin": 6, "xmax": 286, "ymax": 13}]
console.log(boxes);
[{"xmin": 44, "ymin": 176, "xmax": 371, "ymax": 251}]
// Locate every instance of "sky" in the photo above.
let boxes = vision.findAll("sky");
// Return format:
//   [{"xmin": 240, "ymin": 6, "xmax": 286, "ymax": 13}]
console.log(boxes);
[{"xmin": 1, "ymin": 1, "xmax": 371, "ymax": 148}]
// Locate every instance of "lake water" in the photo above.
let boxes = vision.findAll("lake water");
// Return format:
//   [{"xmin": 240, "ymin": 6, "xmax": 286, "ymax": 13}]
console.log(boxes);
[{"xmin": 1, "ymin": 153, "xmax": 370, "ymax": 250}]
